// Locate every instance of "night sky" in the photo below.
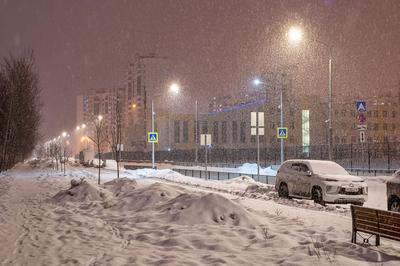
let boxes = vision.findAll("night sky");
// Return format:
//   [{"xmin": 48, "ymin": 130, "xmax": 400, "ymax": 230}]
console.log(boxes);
[{"xmin": 1, "ymin": 0, "xmax": 400, "ymax": 138}]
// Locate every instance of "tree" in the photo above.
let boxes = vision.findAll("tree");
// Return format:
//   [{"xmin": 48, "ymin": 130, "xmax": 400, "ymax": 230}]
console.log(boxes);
[
  {"xmin": 88, "ymin": 115, "xmax": 106, "ymax": 184},
  {"xmin": 0, "ymin": 51, "xmax": 41, "ymax": 171}
]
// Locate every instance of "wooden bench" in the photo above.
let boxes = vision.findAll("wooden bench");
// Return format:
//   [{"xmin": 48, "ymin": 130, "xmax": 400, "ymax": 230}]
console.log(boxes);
[{"xmin": 351, "ymin": 205, "xmax": 400, "ymax": 246}]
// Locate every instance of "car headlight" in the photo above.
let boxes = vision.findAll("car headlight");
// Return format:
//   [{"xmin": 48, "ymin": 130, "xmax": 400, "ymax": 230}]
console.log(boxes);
[
  {"xmin": 326, "ymin": 185, "xmax": 339, "ymax": 194},
  {"xmin": 363, "ymin": 186, "xmax": 368, "ymax": 195}
]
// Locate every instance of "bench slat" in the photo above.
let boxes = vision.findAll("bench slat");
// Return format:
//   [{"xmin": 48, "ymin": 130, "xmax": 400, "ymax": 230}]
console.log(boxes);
[
  {"xmin": 355, "ymin": 224, "xmax": 380, "ymax": 233},
  {"xmin": 354, "ymin": 219, "xmax": 379, "ymax": 229},
  {"xmin": 378, "ymin": 227, "xmax": 400, "ymax": 239}
]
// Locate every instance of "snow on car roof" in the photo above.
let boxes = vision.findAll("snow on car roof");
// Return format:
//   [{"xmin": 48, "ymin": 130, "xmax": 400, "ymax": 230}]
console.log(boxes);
[{"xmin": 284, "ymin": 160, "xmax": 349, "ymax": 175}]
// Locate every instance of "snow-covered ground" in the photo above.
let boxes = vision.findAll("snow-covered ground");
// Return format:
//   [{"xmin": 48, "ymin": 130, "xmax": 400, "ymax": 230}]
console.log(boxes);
[{"xmin": 0, "ymin": 161, "xmax": 399, "ymax": 265}]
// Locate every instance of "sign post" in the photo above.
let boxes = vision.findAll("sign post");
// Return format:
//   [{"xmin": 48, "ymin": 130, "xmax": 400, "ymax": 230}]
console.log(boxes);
[
  {"xmin": 200, "ymin": 134, "xmax": 211, "ymax": 179},
  {"xmin": 251, "ymin": 112, "xmax": 264, "ymax": 181},
  {"xmin": 148, "ymin": 131, "xmax": 158, "ymax": 168},
  {"xmin": 356, "ymin": 100, "xmax": 367, "ymax": 166}
]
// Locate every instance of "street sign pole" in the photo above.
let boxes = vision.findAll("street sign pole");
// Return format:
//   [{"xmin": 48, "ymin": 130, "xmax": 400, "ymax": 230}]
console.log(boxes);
[
  {"xmin": 200, "ymin": 134, "xmax": 211, "ymax": 179},
  {"xmin": 205, "ymin": 135, "xmax": 208, "ymax": 179},
  {"xmin": 195, "ymin": 100, "xmax": 198, "ymax": 163},
  {"xmin": 251, "ymin": 112, "xmax": 264, "ymax": 181},
  {"xmin": 257, "ymin": 132, "xmax": 260, "ymax": 180},
  {"xmin": 151, "ymin": 100, "xmax": 155, "ymax": 169},
  {"xmin": 280, "ymin": 90, "xmax": 284, "ymax": 165}
]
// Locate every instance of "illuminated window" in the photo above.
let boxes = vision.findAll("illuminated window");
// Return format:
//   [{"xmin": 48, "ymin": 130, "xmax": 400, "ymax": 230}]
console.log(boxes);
[{"xmin": 302, "ymin": 110, "xmax": 310, "ymax": 155}]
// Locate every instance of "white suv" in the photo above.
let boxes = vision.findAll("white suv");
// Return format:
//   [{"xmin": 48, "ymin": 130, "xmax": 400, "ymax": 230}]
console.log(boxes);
[{"xmin": 275, "ymin": 160, "xmax": 368, "ymax": 205}]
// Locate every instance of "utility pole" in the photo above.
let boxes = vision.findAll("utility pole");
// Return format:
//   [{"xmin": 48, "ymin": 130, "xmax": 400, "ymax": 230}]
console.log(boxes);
[
  {"xmin": 280, "ymin": 90, "xmax": 284, "ymax": 165},
  {"xmin": 195, "ymin": 100, "xmax": 198, "ymax": 163},
  {"xmin": 151, "ymin": 100, "xmax": 155, "ymax": 169},
  {"xmin": 328, "ymin": 58, "xmax": 333, "ymax": 160}
]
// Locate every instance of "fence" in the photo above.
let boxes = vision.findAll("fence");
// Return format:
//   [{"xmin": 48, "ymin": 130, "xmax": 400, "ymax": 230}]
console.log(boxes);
[
  {"xmin": 100, "ymin": 141, "xmax": 400, "ymax": 171},
  {"xmin": 172, "ymin": 167, "xmax": 276, "ymax": 185}
]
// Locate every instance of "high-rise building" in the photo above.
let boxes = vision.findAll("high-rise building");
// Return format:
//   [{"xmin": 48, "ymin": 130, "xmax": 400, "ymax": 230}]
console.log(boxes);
[
  {"xmin": 76, "ymin": 87, "xmax": 127, "ymax": 152},
  {"xmin": 124, "ymin": 53, "xmax": 170, "ymax": 151}
]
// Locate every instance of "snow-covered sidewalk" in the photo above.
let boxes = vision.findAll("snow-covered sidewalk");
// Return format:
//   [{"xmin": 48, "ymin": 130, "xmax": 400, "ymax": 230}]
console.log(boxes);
[{"xmin": 1, "ymin": 162, "xmax": 399, "ymax": 265}]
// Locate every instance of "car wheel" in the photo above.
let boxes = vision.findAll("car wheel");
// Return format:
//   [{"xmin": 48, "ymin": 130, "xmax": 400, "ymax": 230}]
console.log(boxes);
[
  {"xmin": 389, "ymin": 197, "xmax": 400, "ymax": 212},
  {"xmin": 312, "ymin": 187, "xmax": 325, "ymax": 206},
  {"xmin": 278, "ymin": 183, "xmax": 289, "ymax": 198}
]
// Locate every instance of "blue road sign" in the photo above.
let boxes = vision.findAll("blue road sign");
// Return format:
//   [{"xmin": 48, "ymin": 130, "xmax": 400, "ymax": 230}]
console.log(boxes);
[
  {"xmin": 356, "ymin": 100, "xmax": 366, "ymax": 112},
  {"xmin": 147, "ymin": 132, "xmax": 158, "ymax": 143},
  {"xmin": 277, "ymin": 127, "xmax": 288, "ymax": 139}
]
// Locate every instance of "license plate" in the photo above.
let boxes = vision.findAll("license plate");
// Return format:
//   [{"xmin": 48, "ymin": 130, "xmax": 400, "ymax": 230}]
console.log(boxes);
[{"xmin": 345, "ymin": 187, "xmax": 359, "ymax": 192}]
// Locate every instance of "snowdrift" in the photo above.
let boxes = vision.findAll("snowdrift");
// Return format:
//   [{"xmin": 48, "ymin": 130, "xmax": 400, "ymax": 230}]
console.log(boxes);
[{"xmin": 51, "ymin": 179, "xmax": 106, "ymax": 203}]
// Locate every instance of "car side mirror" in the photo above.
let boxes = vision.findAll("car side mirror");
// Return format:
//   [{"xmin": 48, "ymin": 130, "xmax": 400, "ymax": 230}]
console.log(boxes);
[{"xmin": 306, "ymin": 171, "xmax": 312, "ymax": 177}]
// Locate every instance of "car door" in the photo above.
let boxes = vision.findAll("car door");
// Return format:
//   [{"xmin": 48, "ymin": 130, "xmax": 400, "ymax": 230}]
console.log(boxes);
[
  {"xmin": 296, "ymin": 163, "xmax": 312, "ymax": 198},
  {"xmin": 289, "ymin": 163, "xmax": 302, "ymax": 196}
]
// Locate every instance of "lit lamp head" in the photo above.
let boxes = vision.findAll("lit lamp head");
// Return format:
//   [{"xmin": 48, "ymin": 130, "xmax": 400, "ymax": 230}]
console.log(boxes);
[
  {"xmin": 253, "ymin": 78, "xmax": 262, "ymax": 86},
  {"xmin": 169, "ymin": 83, "xmax": 180, "ymax": 94},
  {"xmin": 62, "ymin": 131, "xmax": 67, "ymax": 138},
  {"xmin": 287, "ymin": 26, "xmax": 303, "ymax": 44}
]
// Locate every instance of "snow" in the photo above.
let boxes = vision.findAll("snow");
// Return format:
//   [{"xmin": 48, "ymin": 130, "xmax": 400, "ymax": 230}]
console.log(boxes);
[
  {"xmin": 104, "ymin": 159, "xmax": 124, "ymax": 171},
  {"xmin": 1, "ymin": 161, "xmax": 399, "ymax": 265},
  {"xmin": 171, "ymin": 162, "xmax": 277, "ymax": 176},
  {"xmin": 236, "ymin": 163, "xmax": 277, "ymax": 176}
]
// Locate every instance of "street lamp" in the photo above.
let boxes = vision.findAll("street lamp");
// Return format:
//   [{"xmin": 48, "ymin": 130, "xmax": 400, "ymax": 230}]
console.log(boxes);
[
  {"xmin": 168, "ymin": 82, "xmax": 199, "ymax": 163},
  {"xmin": 150, "ymin": 83, "xmax": 181, "ymax": 168},
  {"xmin": 169, "ymin": 83, "xmax": 180, "ymax": 94},
  {"xmin": 287, "ymin": 26, "xmax": 303, "ymax": 44},
  {"xmin": 287, "ymin": 25, "xmax": 333, "ymax": 160},
  {"xmin": 61, "ymin": 131, "xmax": 68, "ymax": 175},
  {"xmin": 253, "ymin": 78, "xmax": 285, "ymax": 165}
]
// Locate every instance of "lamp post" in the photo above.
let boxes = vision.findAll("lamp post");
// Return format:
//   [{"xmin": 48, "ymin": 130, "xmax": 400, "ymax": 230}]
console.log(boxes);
[
  {"xmin": 150, "ymin": 83, "xmax": 181, "ymax": 168},
  {"xmin": 253, "ymin": 78, "xmax": 285, "ymax": 165},
  {"xmin": 287, "ymin": 26, "xmax": 333, "ymax": 160},
  {"xmin": 61, "ymin": 131, "xmax": 68, "ymax": 175}
]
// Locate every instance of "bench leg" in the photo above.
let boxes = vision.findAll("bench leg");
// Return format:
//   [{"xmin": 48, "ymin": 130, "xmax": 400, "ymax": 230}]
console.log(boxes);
[
  {"xmin": 376, "ymin": 235, "xmax": 380, "ymax": 246},
  {"xmin": 351, "ymin": 229, "xmax": 357, "ymax": 244}
]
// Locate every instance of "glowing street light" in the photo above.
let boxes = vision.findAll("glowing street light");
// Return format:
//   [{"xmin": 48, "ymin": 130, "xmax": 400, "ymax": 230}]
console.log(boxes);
[
  {"xmin": 76, "ymin": 126, "xmax": 80, "ymax": 131},
  {"xmin": 98, "ymin": 115, "xmax": 103, "ymax": 121},
  {"xmin": 169, "ymin": 83, "xmax": 180, "ymax": 94},
  {"xmin": 253, "ymin": 78, "xmax": 262, "ymax": 86},
  {"xmin": 287, "ymin": 26, "xmax": 303, "ymax": 44},
  {"xmin": 62, "ymin": 131, "xmax": 67, "ymax": 138}
]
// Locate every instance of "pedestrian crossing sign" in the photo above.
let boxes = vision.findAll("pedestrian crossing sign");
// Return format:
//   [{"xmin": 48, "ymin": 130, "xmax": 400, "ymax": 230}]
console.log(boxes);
[
  {"xmin": 277, "ymin": 127, "xmax": 288, "ymax": 139},
  {"xmin": 147, "ymin": 132, "xmax": 158, "ymax": 143}
]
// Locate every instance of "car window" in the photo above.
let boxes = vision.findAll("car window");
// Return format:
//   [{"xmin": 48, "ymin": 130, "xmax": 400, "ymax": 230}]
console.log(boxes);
[
  {"xmin": 299, "ymin": 164, "xmax": 309, "ymax": 172},
  {"xmin": 291, "ymin": 163, "xmax": 300, "ymax": 171}
]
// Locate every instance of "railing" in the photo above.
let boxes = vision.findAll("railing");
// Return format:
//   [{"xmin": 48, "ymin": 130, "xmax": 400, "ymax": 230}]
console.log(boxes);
[
  {"xmin": 347, "ymin": 168, "xmax": 397, "ymax": 176},
  {"xmin": 172, "ymin": 168, "xmax": 276, "ymax": 185}
]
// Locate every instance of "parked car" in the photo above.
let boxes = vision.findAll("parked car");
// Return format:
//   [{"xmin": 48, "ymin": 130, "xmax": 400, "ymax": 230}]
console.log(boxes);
[
  {"xmin": 275, "ymin": 159, "xmax": 368, "ymax": 205},
  {"xmin": 387, "ymin": 169, "xmax": 400, "ymax": 212}
]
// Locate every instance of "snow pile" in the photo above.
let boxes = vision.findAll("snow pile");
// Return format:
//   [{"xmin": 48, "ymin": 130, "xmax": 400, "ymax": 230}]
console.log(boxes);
[
  {"xmin": 106, "ymin": 181, "xmax": 258, "ymax": 227},
  {"xmin": 103, "ymin": 177, "xmax": 137, "ymax": 196},
  {"xmin": 236, "ymin": 163, "xmax": 277, "ymax": 176},
  {"xmin": 50, "ymin": 179, "xmax": 106, "ymax": 203},
  {"xmin": 92, "ymin": 159, "xmax": 104, "ymax": 167},
  {"xmin": 104, "ymin": 160, "xmax": 124, "ymax": 171},
  {"xmin": 160, "ymin": 193, "xmax": 259, "ymax": 227},
  {"xmin": 112, "ymin": 182, "xmax": 186, "ymax": 211}
]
